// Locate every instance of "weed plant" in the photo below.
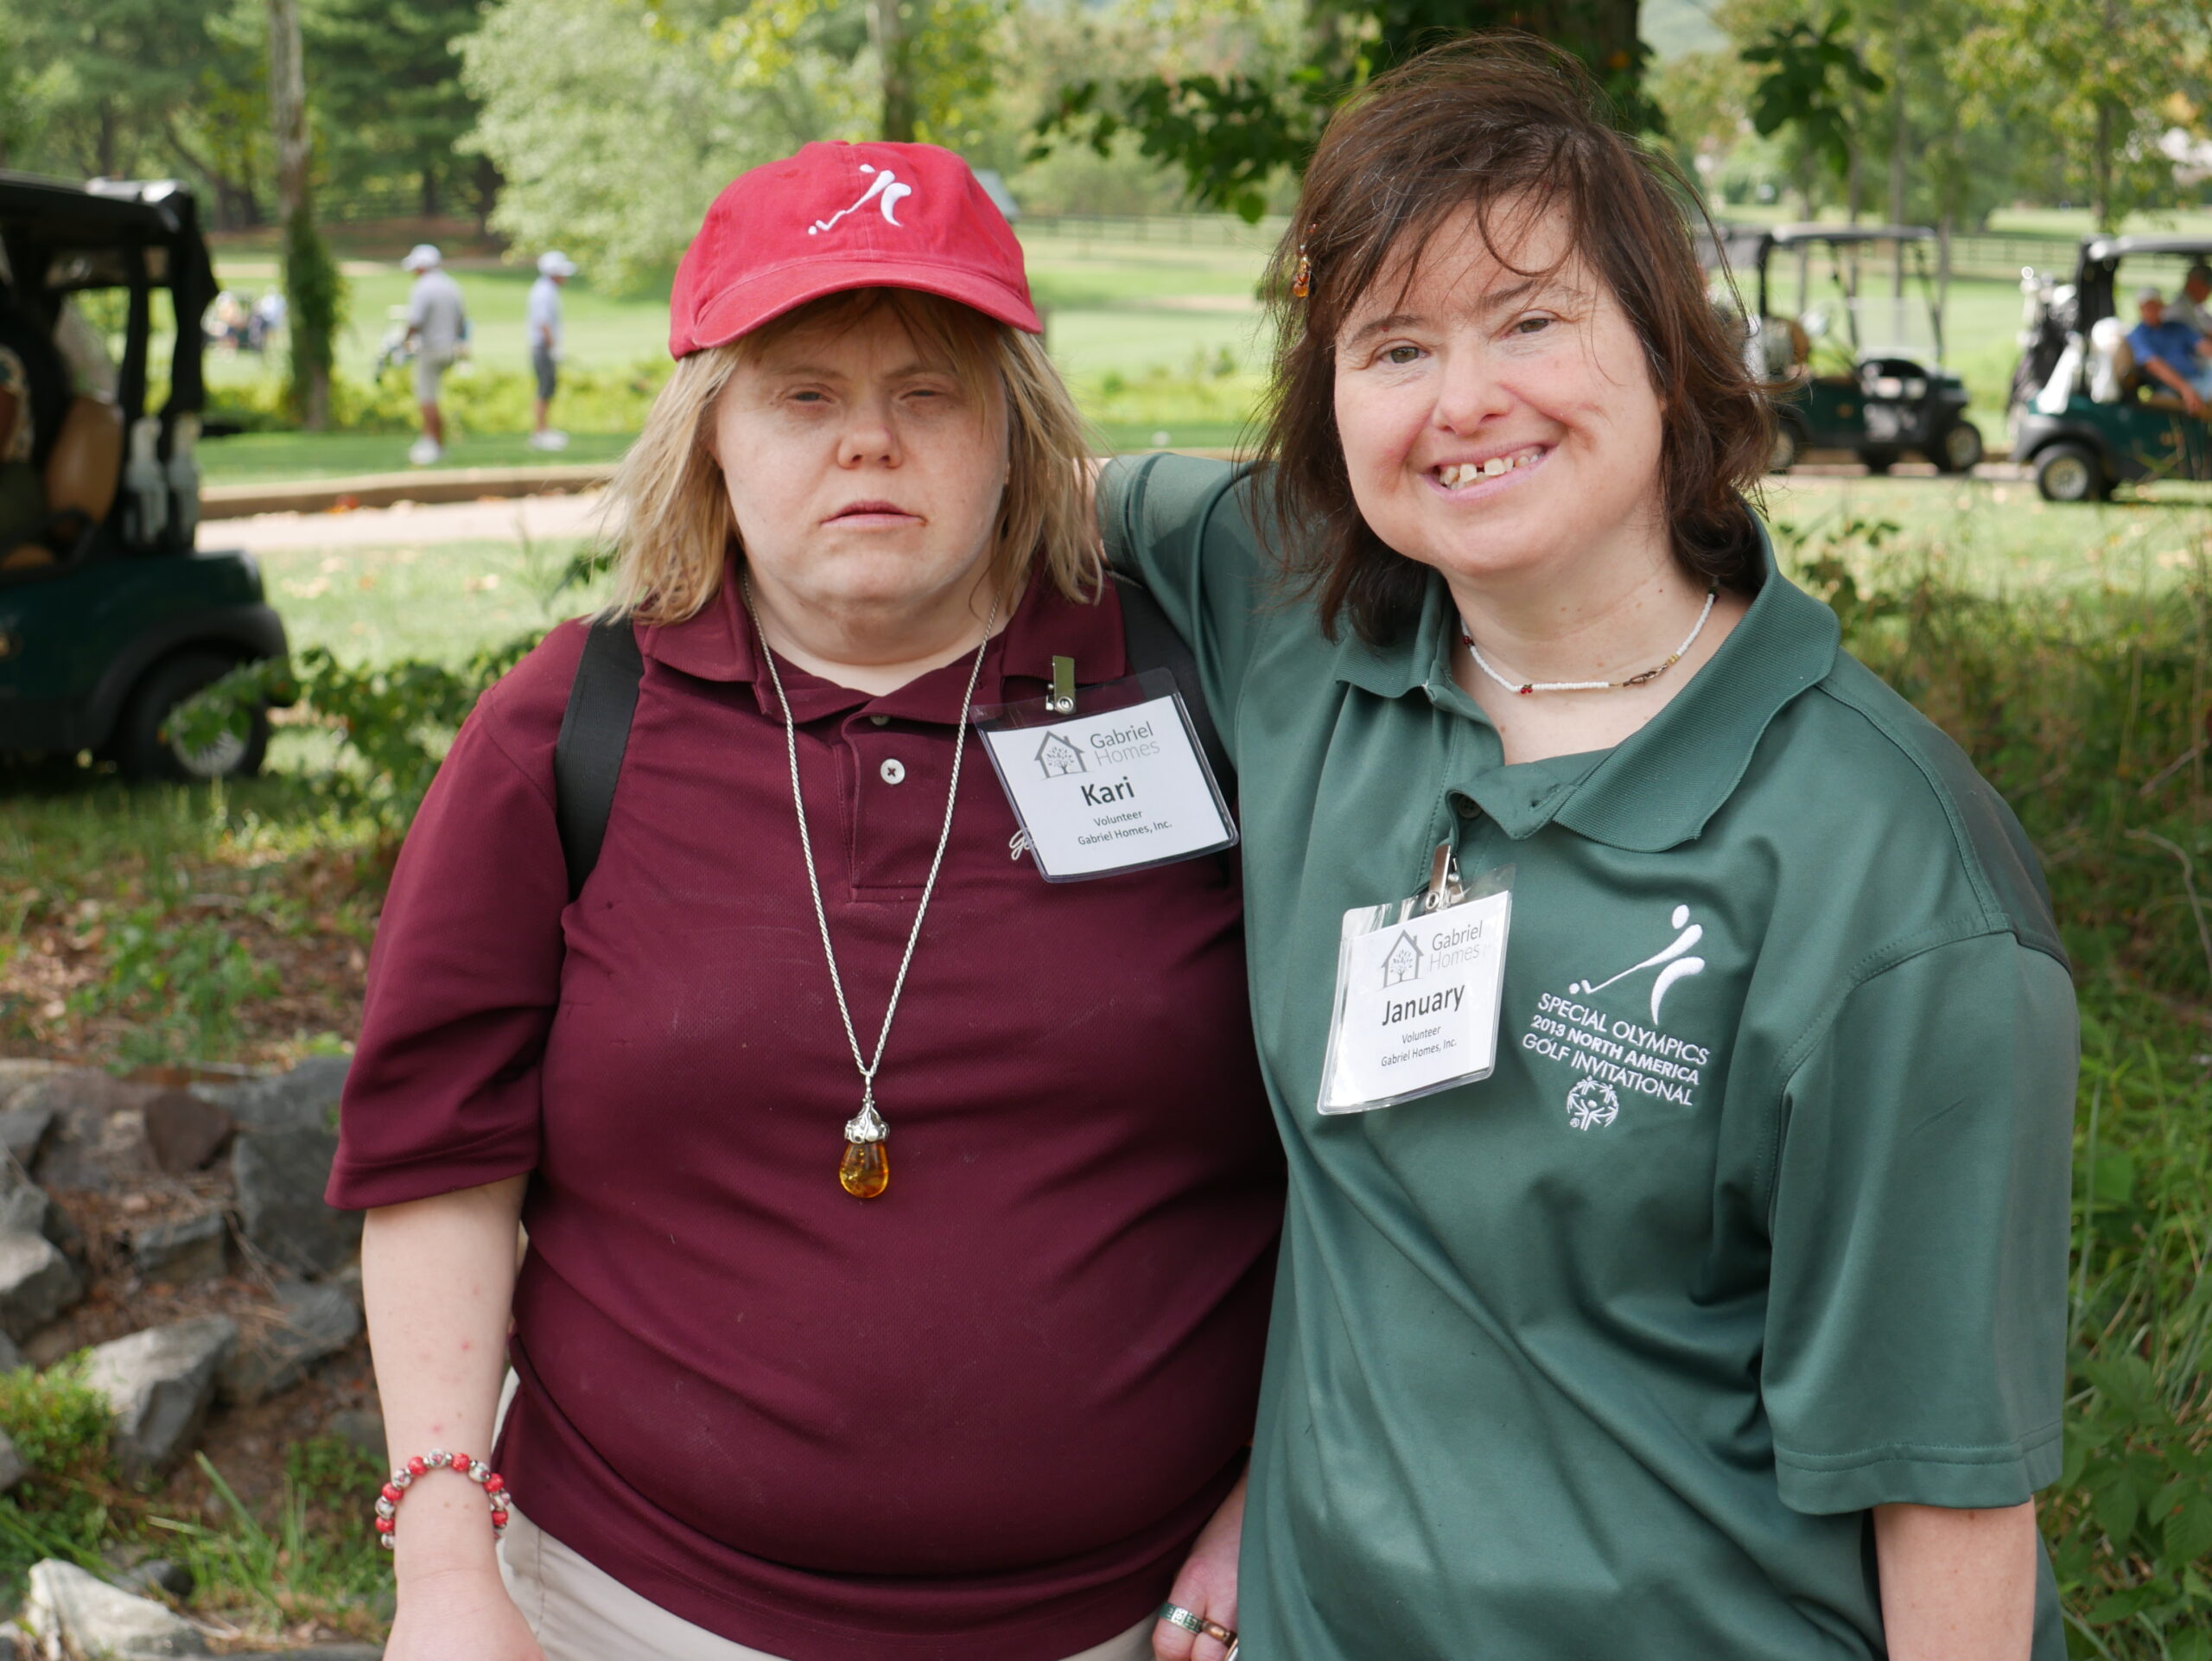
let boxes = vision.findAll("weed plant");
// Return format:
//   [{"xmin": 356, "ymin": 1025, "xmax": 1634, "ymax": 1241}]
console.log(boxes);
[{"xmin": 1783, "ymin": 513, "xmax": 2212, "ymax": 1658}]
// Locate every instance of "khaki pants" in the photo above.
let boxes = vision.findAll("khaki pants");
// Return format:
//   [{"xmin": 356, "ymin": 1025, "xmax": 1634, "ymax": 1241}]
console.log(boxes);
[{"xmin": 498, "ymin": 1504, "xmax": 1158, "ymax": 1661}]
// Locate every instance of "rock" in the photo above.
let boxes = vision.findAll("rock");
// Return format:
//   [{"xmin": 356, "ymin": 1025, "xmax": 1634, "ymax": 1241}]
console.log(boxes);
[
  {"xmin": 219, "ymin": 1281, "xmax": 362, "ymax": 1405},
  {"xmin": 327, "ymin": 1406, "xmax": 387, "ymax": 1463},
  {"xmin": 203, "ymin": 1056, "xmax": 349, "ymax": 1134},
  {"xmin": 234, "ymin": 1125, "xmax": 359, "ymax": 1277},
  {"xmin": 23, "ymin": 1558, "xmax": 209, "ymax": 1657},
  {"xmin": 0, "ymin": 1425, "xmax": 29, "ymax": 1491},
  {"xmin": 0, "ymin": 1229, "xmax": 83, "ymax": 1340},
  {"xmin": 0, "ymin": 1058, "xmax": 66, "ymax": 1111},
  {"xmin": 82, "ymin": 1316, "xmax": 238, "ymax": 1477},
  {"xmin": 141, "ymin": 1091, "xmax": 233, "ymax": 1174},
  {"xmin": 130, "ymin": 1211, "xmax": 227, "ymax": 1286},
  {"xmin": 0, "ymin": 1168, "xmax": 79, "ymax": 1254},
  {"xmin": 22, "ymin": 1070, "xmax": 160, "ymax": 1192},
  {"xmin": 0, "ymin": 1328, "xmax": 29, "ymax": 1371},
  {"xmin": 0, "ymin": 1101, "xmax": 55, "ymax": 1165}
]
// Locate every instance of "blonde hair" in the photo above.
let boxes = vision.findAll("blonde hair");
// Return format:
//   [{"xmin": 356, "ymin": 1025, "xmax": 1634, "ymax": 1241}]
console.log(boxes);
[{"xmin": 606, "ymin": 288, "xmax": 1099, "ymax": 626}]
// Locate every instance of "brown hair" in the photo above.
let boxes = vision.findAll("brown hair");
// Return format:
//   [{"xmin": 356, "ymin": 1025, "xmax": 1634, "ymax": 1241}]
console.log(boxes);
[
  {"xmin": 1257, "ymin": 32, "xmax": 1771, "ymax": 645},
  {"xmin": 607, "ymin": 287, "xmax": 1099, "ymax": 626}
]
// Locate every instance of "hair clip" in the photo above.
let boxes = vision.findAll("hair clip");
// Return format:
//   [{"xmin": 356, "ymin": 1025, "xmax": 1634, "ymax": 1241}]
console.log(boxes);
[{"xmin": 1291, "ymin": 247, "xmax": 1312, "ymax": 300}]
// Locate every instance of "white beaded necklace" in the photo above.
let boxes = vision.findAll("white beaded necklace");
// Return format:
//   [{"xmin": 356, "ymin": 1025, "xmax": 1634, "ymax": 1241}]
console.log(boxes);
[{"xmin": 1459, "ymin": 586, "xmax": 1719, "ymax": 697}]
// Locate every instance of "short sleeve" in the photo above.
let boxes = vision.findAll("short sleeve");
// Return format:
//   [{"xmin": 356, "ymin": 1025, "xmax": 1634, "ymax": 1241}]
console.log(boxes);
[
  {"xmin": 326, "ymin": 650, "xmax": 578, "ymax": 1209},
  {"xmin": 1097, "ymin": 452, "xmax": 1269, "ymax": 750},
  {"xmin": 1762, "ymin": 931, "xmax": 2076, "ymax": 1513}
]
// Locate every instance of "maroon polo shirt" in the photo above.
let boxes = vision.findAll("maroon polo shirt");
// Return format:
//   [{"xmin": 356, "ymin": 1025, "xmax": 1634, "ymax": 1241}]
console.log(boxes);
[{"xmin": 330, "ymin": 566, "xmax": 1283, "ymax": 1661}]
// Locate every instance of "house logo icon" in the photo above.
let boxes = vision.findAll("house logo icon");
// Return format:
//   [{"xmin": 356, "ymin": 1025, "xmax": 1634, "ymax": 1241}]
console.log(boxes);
[
  {"xmin": 1381, "ymin": 931, "xmax": 1425, "ymax": 987},
  {"xmin": 1035, "ymin": 730, "xmax": 1088, "ymax": 778}
]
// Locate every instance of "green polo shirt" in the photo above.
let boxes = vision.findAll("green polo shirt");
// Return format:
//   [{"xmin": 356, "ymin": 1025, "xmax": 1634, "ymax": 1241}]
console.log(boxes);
[{"xmin": 1101, "ymin": 455, "xmax": 2075, "ymax": 1660}]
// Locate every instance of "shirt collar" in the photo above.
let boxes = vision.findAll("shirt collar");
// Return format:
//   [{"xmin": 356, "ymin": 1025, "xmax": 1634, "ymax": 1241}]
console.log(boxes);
[
  {"xmin": 639, "ymin": 558, "xmax": 1129, "ymax": 725},
  {"xmin": 1334, "ymin": 519, "xmax": 1840, "ymax": 852}
]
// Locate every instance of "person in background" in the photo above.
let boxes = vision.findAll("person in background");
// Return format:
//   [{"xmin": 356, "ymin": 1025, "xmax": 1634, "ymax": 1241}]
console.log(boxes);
[
  {"xmin": 402, "ymin": 244, "xmax": 468, "ymax": 466},
  {"xmin": 2168, "ymin": 264, "xmax": 2212, "ymax": 336},
  {"xmin": 2126, "ymin": 285, "xmax": 2212, "ymax": 417},
  {"xmin": 526, "ymin": 251, "xmax": 575, "ymax": 452}
]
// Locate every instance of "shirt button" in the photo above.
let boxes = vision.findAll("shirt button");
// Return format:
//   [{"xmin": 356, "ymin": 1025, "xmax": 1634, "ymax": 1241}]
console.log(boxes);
[
  {"xmin": 868, "ymin": 714, "xmax": 890, "ymax": 727},
  {"xmin": 1454, "ymin": 797, "xmax": 1480, "ymax": 819},
  {"xmin": 879, "ymin": 758, "xmax": 906, "ymax": 785}
]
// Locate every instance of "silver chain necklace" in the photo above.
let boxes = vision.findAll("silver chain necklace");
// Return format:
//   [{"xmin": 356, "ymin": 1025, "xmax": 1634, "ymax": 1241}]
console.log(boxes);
[
  {"xmin": 1460, "ymin": 586, "xmax": 1719, "ymax": 697},
  {"xmin": 744, "ymin": 579, "xmax": 1001, "ymax": 1200}
]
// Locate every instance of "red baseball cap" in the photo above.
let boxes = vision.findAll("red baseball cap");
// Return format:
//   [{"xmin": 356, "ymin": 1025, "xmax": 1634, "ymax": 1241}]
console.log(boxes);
[{"xmin": 668, "ymin": 142, "xmax": 1040, "ymax": 358}]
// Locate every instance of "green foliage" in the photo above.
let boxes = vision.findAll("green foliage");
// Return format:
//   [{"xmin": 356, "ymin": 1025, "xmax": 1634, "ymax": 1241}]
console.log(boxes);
[
  {"xmin": 0, "ymin": 1362, "xmax": 118, "ymax": 1585},
  {"xmin": 2040, "ymin": 995, "xmax": 2212, "ymax": 1658},
  {"xmin": 64, "ymin": 906, "xmax": 281, "ymax": 1068},
  {"xmin": 209, "ymin": 358, "xmax": 671, "ymax": 437},
  {"xmin": 148, "ymin": 1449, "xmax": 391, "ymax": 1637},
  {"xmin": 1034, "ymin": 1, "xmax": 1661, "ymax": 221},
  {"xmin": 307, "ymin": 0, "xmax": 488, "ymax": 220},
  {"xmin": 1741, "ymin": 9, "xmax": 1885, "ymax": 190}
]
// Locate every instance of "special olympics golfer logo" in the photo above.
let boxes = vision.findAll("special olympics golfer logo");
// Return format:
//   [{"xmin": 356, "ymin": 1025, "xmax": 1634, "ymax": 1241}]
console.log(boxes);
[
  {"xmin": 809, "ymin": 164, "xmax": 913, "ymax": 236},
  {"xmin": 1565, "ymin": 1079, "xmax": 1620, "ymax": 1131}
]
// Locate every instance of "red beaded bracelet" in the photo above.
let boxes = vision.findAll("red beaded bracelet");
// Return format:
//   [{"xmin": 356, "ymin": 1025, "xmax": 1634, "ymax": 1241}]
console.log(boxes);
[{"xmin": 372, "ymin": 1448, "xmax": 510, "ymax": 1550}]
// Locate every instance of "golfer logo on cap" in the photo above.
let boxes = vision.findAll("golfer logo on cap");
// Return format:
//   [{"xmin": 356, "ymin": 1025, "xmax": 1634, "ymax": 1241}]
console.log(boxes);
[{"xmin": 810, "ymin": 165, "xmax": 912, "ymax": 237}]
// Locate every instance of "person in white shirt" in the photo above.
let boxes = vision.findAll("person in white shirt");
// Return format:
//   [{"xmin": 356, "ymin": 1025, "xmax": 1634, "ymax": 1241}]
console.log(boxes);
[
  {"xmin": 402, "ymin": 244, "xmax": 467, "ymax": 466},
  {"xmin": 527, "ymin": 251, "xmax": 575, "ymax": 452},
  {"xmin": 2170, "ymin": 265, "xmax": 2212, "ymax": 338}
]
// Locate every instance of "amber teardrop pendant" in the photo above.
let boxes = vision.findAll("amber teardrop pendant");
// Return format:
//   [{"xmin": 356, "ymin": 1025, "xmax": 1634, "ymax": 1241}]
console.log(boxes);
[{"xmin": 839, "ymin": 1138, "xmax": 889, "ymax": 1200}]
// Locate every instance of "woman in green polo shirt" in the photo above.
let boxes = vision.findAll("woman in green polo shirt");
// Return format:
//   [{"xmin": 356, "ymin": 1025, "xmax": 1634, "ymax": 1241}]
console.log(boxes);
[{"xmin": 1128, "ymin": 35, "xmax": 2074, "ymax": 1661}]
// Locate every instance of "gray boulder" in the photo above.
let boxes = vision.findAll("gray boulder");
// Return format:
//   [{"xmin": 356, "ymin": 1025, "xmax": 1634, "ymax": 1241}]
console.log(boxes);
[
  {"xmin": 21, "ymin": 1070, "xmax": 158, "ymax": 1191},
  {"xmin": 0, "ymin": 1101, "xmax": 55, "ymax": 1165},
  {"xmin": 234, "ymin": 1125, "xmax": 359, "ymax": 1277},
  {"xmin": 83, "ymin": 1317, "xmax": 238, "ymax": 1477},
  {"xmin": 0, "ymin": 1229, "xmax": 83, "ymax": 1340},
  {"xmin": 327, "ymin": 1405, "xmax": 386, "ymax": 1463},
  {"xmin": 0, "ymin": 1058, "xmax": 66, "ymax": 1111},
  {"xmin": 23, "ymin": 1559, "xmax": 209, "ymax": 1658},
  {"xmin": 219, "ymin": 1281, "xmax": 362, "ymax": 1405},
  {"xmin": 130, "ymin": 1211, "xmax": 227, "ymax": 1287},
  {"xmin": 0, "ymin": 1168, "xmax": 80, "ymax": 1255},
  {"xmin": 203, "ymin": 1055, "xmax": 349, "ymax": 1134},
  {"xmin": 0, "ymin": 1424, "xmax": 29, "ymax": 1492}
]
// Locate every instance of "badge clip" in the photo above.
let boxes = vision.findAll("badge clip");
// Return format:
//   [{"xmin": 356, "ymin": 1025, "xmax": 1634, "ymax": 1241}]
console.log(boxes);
[
  {"xmin": 1418, "ymin": 840, "xmax": 1465, "ymax": 915},
  {"xmin": 1046, "ymin": 655, "xmax": 1077, "ymax": 716}
]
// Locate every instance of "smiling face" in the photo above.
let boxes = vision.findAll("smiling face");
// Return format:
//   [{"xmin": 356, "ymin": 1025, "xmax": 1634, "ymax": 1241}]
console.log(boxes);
[
  {"xmin": 1331, "ymin": 200, "xmax": 1669, "ymax": 594},
  {"xmin": 709, "ymin": 297, "xmax": 1010, "ymax": 633}
]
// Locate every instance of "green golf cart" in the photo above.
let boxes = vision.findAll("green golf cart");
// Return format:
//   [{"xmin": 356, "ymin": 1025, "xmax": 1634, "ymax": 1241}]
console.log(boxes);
[
  {"xmin": 1705, "ymin": 223, "xmax": 1984, "ymax": 475},
  {"xmin": 2010, "ymin": 234, "xmax": 2212, "ymax": 502},
  {"xmin": 0, "ymin": 172, "xmax": 284, "ymax": 780}
]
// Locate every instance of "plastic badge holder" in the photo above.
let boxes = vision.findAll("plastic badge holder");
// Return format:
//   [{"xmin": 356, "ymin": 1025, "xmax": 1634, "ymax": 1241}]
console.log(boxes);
[
  {"xmin": 1317, "ymin": 856, "xmax": 1516, "ymax": 1114},
  {"xmin": 972, "ymin": 668, "xmax": 1237, "ymax": 882}
]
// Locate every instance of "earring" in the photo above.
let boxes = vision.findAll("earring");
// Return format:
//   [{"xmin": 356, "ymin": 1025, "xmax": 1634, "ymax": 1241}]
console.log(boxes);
[{"xmin": 1291, "ymin": 248, "xmax": 1312, "ymax": 300}]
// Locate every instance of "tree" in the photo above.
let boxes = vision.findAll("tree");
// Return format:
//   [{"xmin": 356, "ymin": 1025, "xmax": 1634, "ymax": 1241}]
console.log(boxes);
[
  {"xmin": 1956, "ymin": 0, "xmax": 2200, "ymax": 231},
  {"xmin": 266, "ymin": 0, "xmax": 341, "ymax": 429},
  {"xmin": 1740, "ymin": 9, "xmax": 1884, "ymax": 216},
  {"xmin": 1034, "ymin": 0, "xmax": 1656, "ymax": 221},
  {"xmin": 307, "ymin": 0, "xmax": 494, "ymax": 224},
  {"xmin": 460, "ymin": 0, "xmax": 807, "ymax": 291}
]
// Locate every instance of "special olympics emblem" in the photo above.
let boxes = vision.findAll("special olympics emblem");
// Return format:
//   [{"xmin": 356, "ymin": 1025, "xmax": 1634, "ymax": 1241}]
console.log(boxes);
[{"xmin": 1565, "ymin": 1079, "xmax": 1620, "ymax": 1131}]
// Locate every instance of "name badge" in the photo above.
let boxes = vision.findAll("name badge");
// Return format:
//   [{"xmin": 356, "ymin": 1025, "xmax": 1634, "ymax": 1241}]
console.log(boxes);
[
  {"xmin": 1318, "ymin": 850, "xmax": 1514, "ymax": 1114},
  {"xmin": 973, "ymin": 668, "xmax": 1237, "ymax": 881}
]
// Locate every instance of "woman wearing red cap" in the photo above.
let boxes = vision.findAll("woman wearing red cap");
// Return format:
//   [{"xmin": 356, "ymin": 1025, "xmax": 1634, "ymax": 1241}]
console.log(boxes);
[{"xmin": 335, "ymin": 143, "xmax": 1274, "ymax": 1661}]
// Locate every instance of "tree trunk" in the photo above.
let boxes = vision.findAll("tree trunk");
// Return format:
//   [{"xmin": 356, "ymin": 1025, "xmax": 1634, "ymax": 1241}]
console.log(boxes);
[
  {"xmin": 872, "ymin": 0, "xmax": 916, "ymax": 143},
  {"xmin": 1887, "ymin": 0, "xmax": 1907, "ymax": 296},
  {"xmin": 474, "ymin": 156, "xmax": 501, "ymax": 237},
  {"xmin": 266, "ymin": 0, "xmax": 332, "ymax": 430},
  {"xmin": 421, "ymin": 167, "xmax": 441, "ymax": 221}
]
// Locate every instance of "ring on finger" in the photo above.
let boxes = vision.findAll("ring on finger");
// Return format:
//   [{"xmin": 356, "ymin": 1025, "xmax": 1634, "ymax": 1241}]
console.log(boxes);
[{"xmin": 1160, "ymin": 1603, "xmax": 1206, "ymax": 1636}]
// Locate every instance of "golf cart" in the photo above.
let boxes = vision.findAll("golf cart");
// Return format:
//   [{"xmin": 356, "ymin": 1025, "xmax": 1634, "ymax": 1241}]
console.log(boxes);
[
  {"xmin": 0, "ymin": 171, "xmax": 284, "ymax": 779},
  {"xmin": 2011, "ymin": 234, "xmax": 2212, "ymax": 503},
  {"xmin": 1704, "ymin": 223, "xmax": 1985, "ymax": 475}
]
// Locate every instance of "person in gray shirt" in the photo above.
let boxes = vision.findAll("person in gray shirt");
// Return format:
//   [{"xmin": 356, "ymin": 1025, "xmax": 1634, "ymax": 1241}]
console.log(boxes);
[{"xmin": 402, "ymin": 244, "xmax": 467, "ymax": 465}]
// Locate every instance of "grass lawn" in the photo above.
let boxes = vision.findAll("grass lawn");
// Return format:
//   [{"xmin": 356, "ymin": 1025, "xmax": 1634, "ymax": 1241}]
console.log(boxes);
[{"xmin": 201, "ymin": 429, "xmax": 637, "ymax": 483}]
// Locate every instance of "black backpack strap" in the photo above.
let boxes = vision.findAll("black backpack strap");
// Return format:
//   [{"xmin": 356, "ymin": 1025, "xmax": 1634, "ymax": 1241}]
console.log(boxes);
[
  {"xmin": 1111, "ymin": 571, "xmax": 1234, "ymax": 802},
  {"xmin": 554, "ymin": 616, "xmax": 645, "ymax": 900}
]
